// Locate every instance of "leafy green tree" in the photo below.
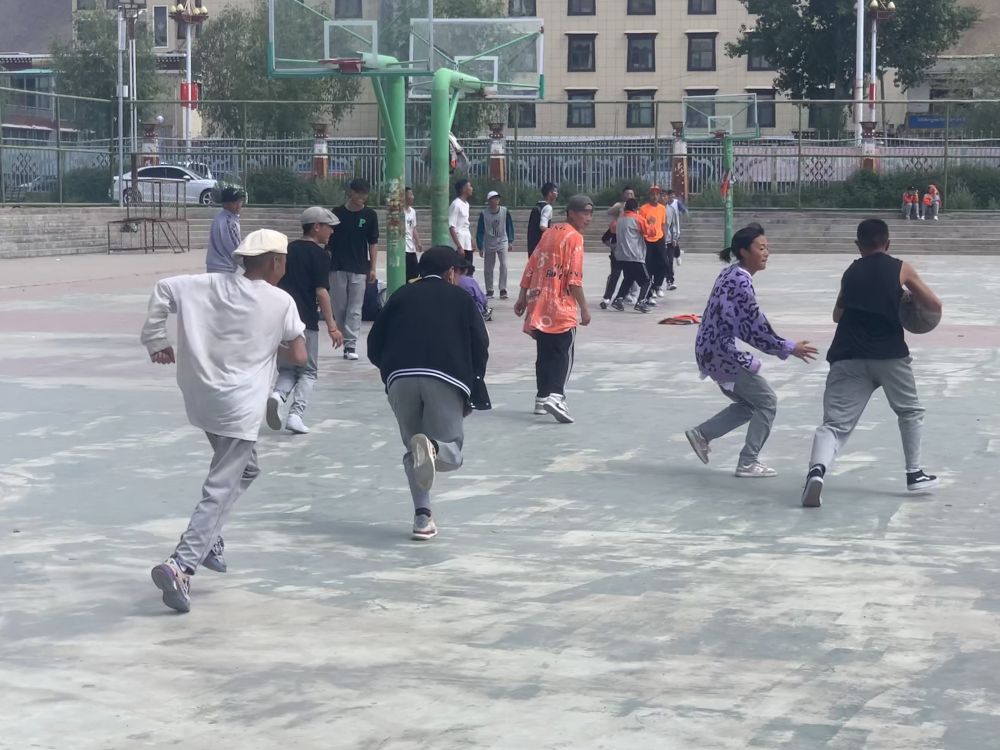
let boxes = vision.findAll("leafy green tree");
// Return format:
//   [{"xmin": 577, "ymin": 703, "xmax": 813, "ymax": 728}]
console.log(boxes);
[
  {"xmin": 940, "ymin": 56, "xmax": 1000, "ymax": 135},
  {"xmin": 49, "ymin": 10, "xmax": 165, "ymax": 139},
  {"xmin": 194, "ymin": 0, "xmax": 360, "ymax": 138},
  {"xmin": 726, "ymin": 0, "xmax": 978, "ymax": 103}
]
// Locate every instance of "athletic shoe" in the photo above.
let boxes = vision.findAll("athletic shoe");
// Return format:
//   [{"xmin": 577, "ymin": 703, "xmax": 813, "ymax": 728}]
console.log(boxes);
[
  {"xmin": 266, "ymin": 390, "xmax": 283, "ymax": 430},
  {"xmin": 801, "ymin": 470, "xmax": 824, "ymax": 508},
  {"xmin": 624, "ymin": 295, "xmax": 637, "ymax": 306},
  {"xmin": 933, "ymin": 216, "xmax": 939, "ymax": 221},
  {"xmin": 684, "ymin": 428, "xmax": 710, "ymax": 465},
  {"xmin": 150, "ymin": 558, "xmax": 191, "ymax": 613},
  {"xmin": 412, "ymin": 513, "xmax": 438, "ymax": 541},
  {"xmin": 906, "ymin": 470, "xmax": 939, "ymax": 492},
  {"xmin": 500, "ymin": 290, "xmax": 509, "ymax": 299},
  {"xmin": 655, "ymin": 289, "xmax": 665, "ymax": 298},
  {"xmin": 286, "ymin": 413, "xmax": 309, "ymax": 434},
  {"xmin": 344, "ymin": 349, "xmax": 359, "ymax": 361},
  {"xmin": 611, "ymin": 298, "xmax": 625, "ymax": 311},
  {"xmin": 486, "ymin": 290, "xmax": 494, "ymax": 298},
  {"xmin": 919, "ymin": 216, "xmax": 926, "ymax": 220},
  {"xmin": 667, "ymin": 282, "xmax": 677, "ymax": 291},
  {"xmin": 543, "ymin": 394, "xmax": 574, "ymax": 424},
  {"xmin": 534, "ymin": 398, "xmax": 548, "ymax": 415},
  {"xmin": 600, "ymin": 299, "xmax": 609, "ymax": 310},
  {"xmin": 634, "ymin": 302, "xmax": 651, "ymax": 313},
  {"xmin": 735, "ymin": 461, "xmax": 778, "ymax": 478},
  {"xmin": 644, "ymin": 297, "xmax": 658, "ymax": 307},
  {"xmin": 410, "ymin": 433, "xmax": 437, "ymax": 491},
  {"xmin": 202, "ymin": 538, "xmax": 227, "ymax": 573}
]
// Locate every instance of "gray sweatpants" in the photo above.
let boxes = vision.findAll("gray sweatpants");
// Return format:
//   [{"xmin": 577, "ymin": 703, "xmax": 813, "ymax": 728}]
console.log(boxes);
[
  {"xmin": 274, "ymin": 328, "xmax": 319, "ymax": 417},
  {"xmin": 483, "ymin": 248, "xmax": 508, "ymax": 294},
  {"xmin": 387, "ymin": 376, "xmax": 465, "ymax": 511},
  {"xmin": 173, "ymin": 432, "xmax": 259, "ymax": 572},
  {"xmin": 329, "ymin": 270, "xmax": 366, "ymax": 350},
  {"xmin": 809, "ymin": 357, "xmax": 924, "ymax": 473},
  {"xmin": 696, "ymin": 368, "xmax": 778, "ymax": 465}
]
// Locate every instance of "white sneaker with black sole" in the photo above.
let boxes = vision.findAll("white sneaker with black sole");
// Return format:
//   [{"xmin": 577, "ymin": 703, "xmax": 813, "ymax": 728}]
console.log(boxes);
[
  {"xmin": 285, "ymin": 413, "xmax": 309, "ymax": 434},
  {"xmin": 534, "ymin": 398, "xmax": 548, "ymax": 415},
  {"xmin": 906, "ymin": 470, "xmax": 939, "ymax": 492}
]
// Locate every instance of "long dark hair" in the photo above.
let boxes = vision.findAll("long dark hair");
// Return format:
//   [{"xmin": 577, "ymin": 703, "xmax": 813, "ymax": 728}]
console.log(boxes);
[{"xmin": 719, "ymin": 223, "xmax": 766, "ymax": 263}]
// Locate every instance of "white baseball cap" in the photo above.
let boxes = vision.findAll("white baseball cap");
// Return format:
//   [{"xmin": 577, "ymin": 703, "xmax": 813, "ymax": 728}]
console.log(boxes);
[
  {"xmin": 486, "ymin": 190, "xmax": 500, "ymax": 200},
  {"xmin": 233, "ymin": 229, "xmax": 289, "ymax": 257}
]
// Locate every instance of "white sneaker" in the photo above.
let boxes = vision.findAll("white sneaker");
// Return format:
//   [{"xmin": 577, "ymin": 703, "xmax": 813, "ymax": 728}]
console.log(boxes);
[
  {"xmin": 411, "ymin": 513, "xmax": 438, "ymax": 541},
  {"xmin": 655, "ymin": 289, "xmax": 665, "ymax": 298},
  {"xmin": 286, "ymin": 413, "xmax": 309, "ymax": 434},
  {"xmin": 266, "ymin": 390, "xmax": 283, "ymax": 430},
  {"xmin": 735, "ymin": 461, "xmax": 778, "ymax": 478},
  {"xmin": 534, "ymin": 398, "xmax": 548, "ymax": 415},
  {"xmin": 344, "ymin": 348, "xmax": 359, "ymax": 361},
  {"xmin": 933, "ymin": 216, "xmax": 939, "ymax": 221},
  {"xmin": 667, "ymin": 282, "xmax": 677, "ymax": 291},
  {"xmin": 410, "ymin": 433, "xmax": 437, "ymax": 491},
  {"xmin": 685, "ymin": 428, "xmax": 710, "ymax": 464},
  {"xmin": 543, "ymin": 394, "xmax": 574, "ymax": 424}
]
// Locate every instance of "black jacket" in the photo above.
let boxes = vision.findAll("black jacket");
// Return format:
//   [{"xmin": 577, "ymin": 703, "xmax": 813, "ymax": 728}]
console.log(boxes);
[{"xmin": 367, "ymin": 277, "xmax": 490, "ymax": 406}]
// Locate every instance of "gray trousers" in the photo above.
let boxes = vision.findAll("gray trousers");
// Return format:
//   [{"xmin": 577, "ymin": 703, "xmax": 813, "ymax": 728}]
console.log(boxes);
[
  {"xmin": 275, "ymin": 328, "xmax": 319, "ymax": 417},
  {"xmin": 696, "ymin": 368, "xmax": 778, "ymax": 465},
  {"xmin": 809, "ymin": 357, "xmax": 924, "ymax": 472},
  {"xmin": 174, "ymin": 432, "xmax": 259, "ymax": 572},
  {"xmin": 329, "ymin": 270, "xmax": 366, "ymax": 350},
  {"xmin": 387, "ymin": 376, "xmax": 465, "ymax": 511},
  {"xmin": 483, "ymin": 247, "xmax": 508, "ymax": 293}
]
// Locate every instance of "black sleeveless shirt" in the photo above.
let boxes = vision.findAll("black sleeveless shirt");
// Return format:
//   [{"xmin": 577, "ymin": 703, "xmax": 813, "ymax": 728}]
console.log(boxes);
[{"xmin": 827, "ymin": 252, "xmax": 908, "ymax": 363}]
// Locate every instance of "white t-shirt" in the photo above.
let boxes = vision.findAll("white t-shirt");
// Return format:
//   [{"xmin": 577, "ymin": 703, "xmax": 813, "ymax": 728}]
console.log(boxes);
[
  {"xmin": 539, "ymin": 203, "xmax": 554, "ymax": 229},
  {"xmin": 448, "ymin": 197, "xmax": 472, "ymax": 250},
  {"xmin": 140, "ymin": 273, "xmax": 305, "ymax": 441},
  {"xmin": 404, "ymin": 206, "xmax": 417, "ymax": 254}
]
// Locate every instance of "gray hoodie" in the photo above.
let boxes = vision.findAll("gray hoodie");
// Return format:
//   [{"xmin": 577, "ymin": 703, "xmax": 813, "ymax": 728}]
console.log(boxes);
[{"xmin": 613, "ymin": 213, "xmax": 646, "ymax": 263}]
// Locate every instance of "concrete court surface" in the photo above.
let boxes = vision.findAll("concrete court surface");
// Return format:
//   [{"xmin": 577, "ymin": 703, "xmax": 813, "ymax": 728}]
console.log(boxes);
[{"xmin": 1, "ymin": 246, "xmax": 999, "ymax": 750}]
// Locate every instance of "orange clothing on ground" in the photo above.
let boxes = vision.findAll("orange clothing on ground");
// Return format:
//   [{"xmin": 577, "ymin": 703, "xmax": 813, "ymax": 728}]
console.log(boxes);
[
  {"xmin": 519, "ymin": 223, "xmax": 585, "ymax": 335},
  {"xmin": 638, "ymin": 202, "xmax": 666, "ymax": 242}
]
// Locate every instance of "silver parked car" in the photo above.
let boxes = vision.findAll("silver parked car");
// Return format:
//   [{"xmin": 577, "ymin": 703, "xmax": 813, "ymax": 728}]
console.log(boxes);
[{"xmin": 109, "ymin": 164, "xmax": 222, "ymax": 205}]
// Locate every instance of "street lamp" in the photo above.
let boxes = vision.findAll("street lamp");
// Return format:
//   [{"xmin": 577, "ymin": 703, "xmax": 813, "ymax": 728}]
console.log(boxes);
[
  {"xmin": 867, "ymin": 0, "xmax": 897, "ymax": 125},
  {"xmin": 116, "ymin": 0, "xmax": 147, "ymax": 206},
  {"xmin": 169, "ymin": 1, "xmax": 210, "ymax": 154}
]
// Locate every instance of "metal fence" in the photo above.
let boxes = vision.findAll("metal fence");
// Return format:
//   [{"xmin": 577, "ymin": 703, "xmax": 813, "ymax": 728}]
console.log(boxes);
[{"xmin": 4, "ymin": 90, "xmax": 1000, "ymax": 208}]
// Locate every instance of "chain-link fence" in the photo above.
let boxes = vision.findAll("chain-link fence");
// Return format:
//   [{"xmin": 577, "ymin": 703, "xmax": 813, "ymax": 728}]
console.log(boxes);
[{"xmin": 4, "ymin": 90, "xmax": 1000, "ymax": 208}]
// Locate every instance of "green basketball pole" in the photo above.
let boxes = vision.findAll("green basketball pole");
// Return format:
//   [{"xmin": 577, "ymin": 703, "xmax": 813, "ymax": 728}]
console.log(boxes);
[{"xmin": 371, "ymin": 71, "xmax": 406, "ymax": 294}]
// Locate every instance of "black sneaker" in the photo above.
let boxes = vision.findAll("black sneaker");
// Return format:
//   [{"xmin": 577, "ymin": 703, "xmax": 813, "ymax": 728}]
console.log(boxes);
[
  {"xmin": 634, "ymin": 303, "xmax": 651, "ymax": 313},
  {"xmin": 906, "ymin": 470, "xmax": 939, "ymax": 492},
  {"xmin": 486, "ymin": 290, "xmax": 494, "ymax": 298},
  {"xmin": 599, "ymin": 300, "xmax": 608, "ymax": 310},
  {"xmin": 611, "ymin": 299, "xmax": 625, "ymax": 311},
  {"xmin": 499, "ymin": 290, "xmax": 509, "ymax": 300},
  {"xmin": 801, "ymin": 465, "xmax": 825, "ymax": 507}
]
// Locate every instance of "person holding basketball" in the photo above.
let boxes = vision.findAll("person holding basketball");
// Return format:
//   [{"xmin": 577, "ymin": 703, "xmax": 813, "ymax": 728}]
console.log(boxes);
[{"xmin": 800, "ymin": 218, "xmax": 942, "ymax": 508}]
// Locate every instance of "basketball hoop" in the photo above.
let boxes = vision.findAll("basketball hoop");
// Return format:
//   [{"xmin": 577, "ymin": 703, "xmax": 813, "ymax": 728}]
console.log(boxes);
[
  {"xmin": 713, "ymin": 130, "xmax": 727, "ymax": 140},
  {"xmin": 318, "ymin": 58, "xmax": 364, "ymax": 74}
]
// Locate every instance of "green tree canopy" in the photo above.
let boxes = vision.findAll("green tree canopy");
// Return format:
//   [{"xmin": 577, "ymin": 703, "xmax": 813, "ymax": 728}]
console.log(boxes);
[
  {"xmin": 727, "ymin": 0, "xmax": 979, "ymax": 100},
  {"xmin": 194, "ymin": 0, "xmax": 361, "ymax": 138}
]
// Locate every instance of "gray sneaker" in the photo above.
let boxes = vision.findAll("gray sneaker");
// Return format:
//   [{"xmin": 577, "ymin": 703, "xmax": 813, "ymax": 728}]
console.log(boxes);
[
  {"xmin": 412, "ymin": 513, "xmax": 438, "ymax": 541},
  {"xmin": 735, "ymin": 461, "xmax": 778, "ymax": 478},
  {"xmin": 685, "ymin": 428, "xmax": 710, "ymax": 465},
  {"xmin": 534, "ymin": 398, "xmax": 548, "ymax": 415},
  {"xmin": 543, "ymin": 395, "xmax": 574, "ymax": 424},
  {"xmin": 266, "ymin": 390, "xmax": 283, "ymax": 430},
  {"xmin": 801, "ymin": 474, "xmax": 824, "ymax": 507},
  {"xmin": 202, "ymin": 538, "xmax": 227, "ymax": 573},
  {"xmin": 409, "ymin": 433, "xmax": 437, "ymax": 491},
  {"xmin": 151, "ymin": 558, "xmax": 191, "ymax": 613}
]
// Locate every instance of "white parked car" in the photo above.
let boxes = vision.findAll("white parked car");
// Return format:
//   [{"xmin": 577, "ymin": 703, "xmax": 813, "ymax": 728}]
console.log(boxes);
[{"xmin": 109, "ymin": 164, "xmax": 221, "ymax": 205}]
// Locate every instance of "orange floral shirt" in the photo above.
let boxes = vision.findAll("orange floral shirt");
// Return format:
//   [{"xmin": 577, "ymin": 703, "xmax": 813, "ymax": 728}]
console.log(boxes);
[{"xmin": 520, "ymin": 223, "xmax": 585, "ymax": 335}]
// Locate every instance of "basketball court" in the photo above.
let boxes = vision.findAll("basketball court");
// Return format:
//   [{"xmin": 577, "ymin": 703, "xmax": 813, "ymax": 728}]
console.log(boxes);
[{"xmin": 2, "ymin": 248, "xmax": 999, "ymax": 748}]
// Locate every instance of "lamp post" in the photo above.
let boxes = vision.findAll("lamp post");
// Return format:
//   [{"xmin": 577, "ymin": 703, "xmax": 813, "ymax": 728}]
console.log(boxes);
[
  {"xmin": 169, "ymin": 0, "xmax": 209, "ymax": 155},
  {"xmin": 867, "ymin": 0, "xmax": 897, "ymax": 126},
  {"xmin": 116, "ymin": 0, "xmax": 147, "ymax": 207}
]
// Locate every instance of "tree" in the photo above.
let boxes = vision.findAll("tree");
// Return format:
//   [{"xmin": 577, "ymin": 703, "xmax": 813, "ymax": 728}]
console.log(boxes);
[
  {"xmin": 49, "ymin": 10, "xmax": 166, "ymax": 139},
  {"xmin": 194, "ymin": 0, "xmax": 360, "ymax": 138},
  {"xmin": 726, "ymin": 0, "xmax": 978, "ymax": 102},
  {"xmin": 939, "ymin": 56, "xmax": 1000, "ymax": 135}
]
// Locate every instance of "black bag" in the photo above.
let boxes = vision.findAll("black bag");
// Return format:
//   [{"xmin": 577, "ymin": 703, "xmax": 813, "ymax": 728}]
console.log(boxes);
[{"xmin": 361, "ymin": 279, "xmax": 386, "ymax": 321}]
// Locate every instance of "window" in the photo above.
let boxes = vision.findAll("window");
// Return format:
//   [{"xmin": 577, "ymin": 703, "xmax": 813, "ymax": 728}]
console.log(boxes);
[
  {"xmin": 628, "ymin": 0, "xmax": 655, "ymax": 13},
  {"xmin": 626, "ymin": 90, "xmax": 656, "ymax": 128},
  {"xmin": 747, "ymin": 90, "xmax": 775, "ymax": 129},
  {"xmin": 508, "ymin": 103, "xmax": 536, "ymax": 128},
  {"xmin": 627, "ymin": 34, "xmax": 656, "ymax": 73},
  {"xmin": 509, "ymin": 0, "xmax": 537, "ymax": 14},
  {"xmin": 688, "ymin": 0, "xmax": 716, "ymax": 13},
  {"xmin": 686, "ymin": 33, "xmax": 717, "ymax": 71},
  {"xmin": 568, "ymin": 0, "xmax": 596, "ymax": 14},
  {"xmin": 567, "ymin": 34, "xmax": 596, "ymax": 72},
  {"xmin": 566, "ymin": 91, "xmax": 596, "ymax": 128},
  {"xmin": 747, "ymin": 37, "xmax": 776, "ymax": 71},
  {"xmin": 76, "ymin": 0, "xmax": 97, "ymax": 9},
  {"xmin": 153, "ymin": 6, "xmax": 168, "ymax": 47},
  {"xmin": 334, "ymin": 0, "xmax": 362, "ymax": 18},
  {"xmin": 685, "ymin": 90, "xmax": 716, "ymax": 128}
]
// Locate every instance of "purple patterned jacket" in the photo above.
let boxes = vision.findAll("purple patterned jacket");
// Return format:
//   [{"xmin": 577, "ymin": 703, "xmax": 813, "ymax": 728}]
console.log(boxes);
[{"xmin": 695, "ymin": 264, "xmax": 794, "ymax": 383}]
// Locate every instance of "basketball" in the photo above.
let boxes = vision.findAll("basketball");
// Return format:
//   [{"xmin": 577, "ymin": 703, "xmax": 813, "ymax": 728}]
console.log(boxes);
[{"xmin": 899, "ymin": 295, "xmax": 941, "ymax": 334}]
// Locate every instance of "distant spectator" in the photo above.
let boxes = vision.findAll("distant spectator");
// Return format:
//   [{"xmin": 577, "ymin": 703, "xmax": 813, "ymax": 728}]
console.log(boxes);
[
  {"xmin": 902, "ymin": 186, "xmax": 919, "ymax": 220},
  {"xmin": 205, "ymin": 186, "xmax": 245, "ymax": 273}
]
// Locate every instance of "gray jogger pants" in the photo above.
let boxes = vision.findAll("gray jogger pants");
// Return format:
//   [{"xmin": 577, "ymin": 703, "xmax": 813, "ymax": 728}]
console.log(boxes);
[
  {"xmin": 809, "ymin": 357, "xmax": 925, "ymax": 472},
  {"xmin": 387, "ymin": 376, "xmax": 465, "ymax": 511},
  {"xmin": 275, "ymin": 328, "xmax": 319, "ymax": 417},
  {"xmin": 173, "ymin": 432, "xmax": 259, "ymax": 572},
  {"xmin": 483, "ymin": 248, "xmax": 508, "ymax": 294},
  {"xmin": 696, "ymin": 367, "xmax": 778, "ymax": 465},
  {"xmin": 329, "ymin": 270, "xmax": 366, "ymax": 350}
]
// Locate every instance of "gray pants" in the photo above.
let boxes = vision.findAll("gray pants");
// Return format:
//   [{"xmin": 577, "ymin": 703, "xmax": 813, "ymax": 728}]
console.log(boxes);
[
  {"xmin": 696, "ymin": 368, "xmax": 777, "ymax": 465},
  {"xmin": 387, "ymin": 376, "xmax": 465, "ymax": 511},
  {"xmin": 483, "ymin": 247, "xmax": 508, "ymax": 293},
  {"xmin": 174, "ymin": 432, "xmax": 259, "ymax": 572},
  {"xmin": 275, "ymin": 328, "xmax": 318, "ymax": 417},
  {"xmin": 809, "ymin": 357, "xmax": 924, "ymax": 473},
  {"xmin": 329, "ymin": 270, "xmax": 366, "ymax": 350}
]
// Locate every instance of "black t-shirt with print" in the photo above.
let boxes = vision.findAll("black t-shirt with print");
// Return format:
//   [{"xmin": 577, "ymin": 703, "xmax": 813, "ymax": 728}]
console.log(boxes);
[
  {"xmin": 328, "ymin": 205, "xmax": 379, "ymax": 275},
  {"xmin": 279, "ymin": 239, "xmax": 330, "ymax": 331}
]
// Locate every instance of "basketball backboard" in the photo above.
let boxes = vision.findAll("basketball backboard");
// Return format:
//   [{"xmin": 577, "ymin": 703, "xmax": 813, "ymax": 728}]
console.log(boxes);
[
  {"xmin": 268, "ymin": 0, "xmax": 381, "ymax": 76},
  {"xmin": 408, "ymin": 18, "xmax": 544, "ymax": 100},
  {"xmin": 682, "ymin": 94, "xmax": 760, "ymax": 141}
]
